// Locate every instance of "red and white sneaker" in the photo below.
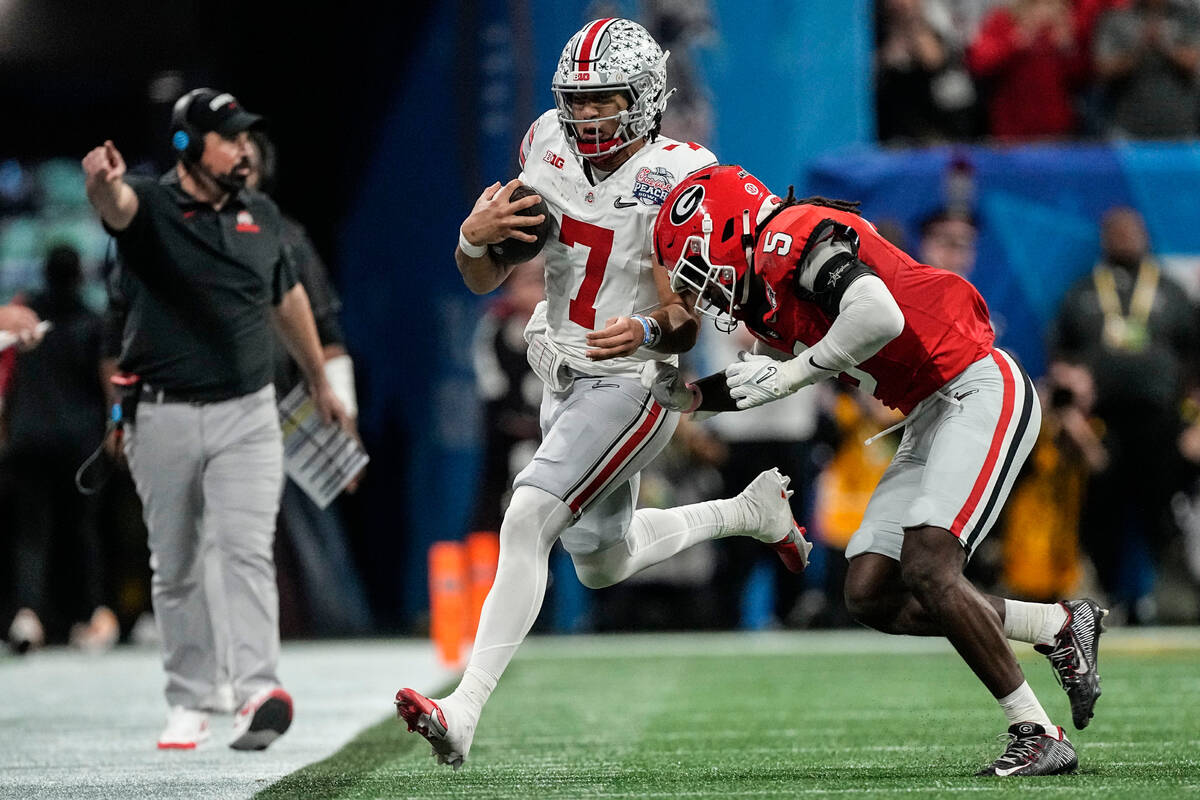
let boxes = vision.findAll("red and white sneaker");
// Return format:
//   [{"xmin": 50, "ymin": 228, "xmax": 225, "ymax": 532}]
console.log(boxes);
[
  {"xmin": 229, "ymin": 686, "xmax": 293, "ymax": 751},
  {"xmin": 157, "ymin": 706, "xmax": 211, "ymax": 750},
  {"xmin": 395, "ymin": 688, "xmax": 475, "ymax": 770},
  {"xmin": 740, "ymin": 468, "xmax": 812, "ymax": 573}
]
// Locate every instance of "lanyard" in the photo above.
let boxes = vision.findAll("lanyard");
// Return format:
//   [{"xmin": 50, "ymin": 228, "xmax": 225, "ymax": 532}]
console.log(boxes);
[{"xmin": 1093, "ymin": 260, "xmax": 1159, "ymax": 353}]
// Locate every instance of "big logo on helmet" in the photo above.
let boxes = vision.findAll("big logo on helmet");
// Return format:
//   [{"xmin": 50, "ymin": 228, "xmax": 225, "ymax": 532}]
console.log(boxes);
[{"xmin": 669, "ymin": 185, "xmax": 704, "ymax": 226}]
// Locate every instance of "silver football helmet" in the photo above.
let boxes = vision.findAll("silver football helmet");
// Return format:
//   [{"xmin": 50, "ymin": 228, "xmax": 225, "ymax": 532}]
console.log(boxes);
[{"xmin": 552, "ymin": 18, "xmax": 673, "ymax": 159}]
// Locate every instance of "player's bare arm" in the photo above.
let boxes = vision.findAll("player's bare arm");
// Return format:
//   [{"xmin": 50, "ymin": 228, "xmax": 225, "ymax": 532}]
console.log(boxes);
[
  {"xmin": 585, "ymin": 259, "xmax": 700, "ymax": 360},
  {"xmin": 82, "ymin": 140, "xmax": 138, "ymax": 231},
  {"xmin": 456, "ymin": 179, "xmax": 546, "ymax": 294}
]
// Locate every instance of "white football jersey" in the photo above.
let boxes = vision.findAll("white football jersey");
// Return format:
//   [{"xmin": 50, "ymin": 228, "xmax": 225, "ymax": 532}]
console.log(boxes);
[{"xmin": 518, "ymin": 109, "xmax": 716, "ymax": 377}]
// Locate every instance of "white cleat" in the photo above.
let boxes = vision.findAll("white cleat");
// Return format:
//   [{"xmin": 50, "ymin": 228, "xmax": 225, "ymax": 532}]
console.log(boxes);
[
  {"xmin": 395, "ymin": 688, "xmax": 476, "ymax": 770},
  {"xmin": 157, "ymin": 706, "xmax": 211, "ymax": 750},
  {"xmin": 738, "ymin": 468, "xmax": 813, "ymax": 572}
]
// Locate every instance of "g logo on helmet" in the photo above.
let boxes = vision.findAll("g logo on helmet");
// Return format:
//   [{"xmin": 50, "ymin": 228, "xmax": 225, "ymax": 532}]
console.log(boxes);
[{"xmin": 669, "ymin": 184, "xmax": 705, "ymax": 226}]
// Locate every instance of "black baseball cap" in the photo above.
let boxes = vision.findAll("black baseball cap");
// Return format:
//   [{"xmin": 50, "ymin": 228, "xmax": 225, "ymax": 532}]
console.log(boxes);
[{"xmin": 183, "ymin": 88, "xmax": 263, "ymax": 136}]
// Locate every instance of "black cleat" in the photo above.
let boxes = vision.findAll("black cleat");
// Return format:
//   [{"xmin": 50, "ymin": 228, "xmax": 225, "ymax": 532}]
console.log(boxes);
[
  {"xmin": 1035, "ymin": 598, "xmax": 1108, "ymax": 729},
  {"xmin": 976, "ymin": 722, "xmax": 1078, "ymax": 777}
]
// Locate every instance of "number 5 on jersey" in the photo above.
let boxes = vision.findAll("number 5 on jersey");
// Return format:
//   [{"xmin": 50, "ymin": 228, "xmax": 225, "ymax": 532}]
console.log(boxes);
[{"xmin": 561, "ymin": 215, "xmax": 614, "ymax": 329}]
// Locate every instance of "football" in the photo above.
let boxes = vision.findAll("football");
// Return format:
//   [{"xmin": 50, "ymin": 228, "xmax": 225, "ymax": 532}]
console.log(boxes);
[{"xmin": 488, "ymin": 184, "xmax": 552, "ymax": 266}]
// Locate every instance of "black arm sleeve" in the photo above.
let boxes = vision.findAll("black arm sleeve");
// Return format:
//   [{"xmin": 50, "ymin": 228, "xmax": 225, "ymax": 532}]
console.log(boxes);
[
  {"xmin": 809, "ymin": 251, "xmax": 876, "ymax": 317},
  {"xmin": 692, "ymin": 371, "xmax": 741, "ymax": 413}
]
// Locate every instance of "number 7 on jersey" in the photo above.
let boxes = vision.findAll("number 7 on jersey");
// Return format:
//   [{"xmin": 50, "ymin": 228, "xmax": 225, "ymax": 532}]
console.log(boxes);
[{"xmin": 560, "ymin": 215, "xmax": 614, "ymax": 329}]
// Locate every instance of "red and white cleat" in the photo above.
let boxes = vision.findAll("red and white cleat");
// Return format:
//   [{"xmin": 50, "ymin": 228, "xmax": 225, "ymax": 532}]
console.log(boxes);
[
  {"xmin": 395, "ymin": 688, "xmax": 474, "ymax": 770},
  {"xmin": 739, "ymin": 468, "xmax": 812, "ymax": 573},
  {"xmin": 770, "ymin": 522, "xmax": 813, "ymax": 574}
]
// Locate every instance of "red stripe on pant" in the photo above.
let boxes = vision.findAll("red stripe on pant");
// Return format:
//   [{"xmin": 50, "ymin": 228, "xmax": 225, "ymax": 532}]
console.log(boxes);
[
  {"xmin": 568, "ymin": 400, "xmax": 663, "ymax": 515},
  {"xmin": 950, "ymin": 351, "xmax": 1016, "ymax": 536}
]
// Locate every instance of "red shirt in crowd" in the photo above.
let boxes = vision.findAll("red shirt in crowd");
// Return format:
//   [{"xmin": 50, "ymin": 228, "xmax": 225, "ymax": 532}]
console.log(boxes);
[{"xmin": 967, "ymin": 4, "xmax": 1091, "ymax": 138}]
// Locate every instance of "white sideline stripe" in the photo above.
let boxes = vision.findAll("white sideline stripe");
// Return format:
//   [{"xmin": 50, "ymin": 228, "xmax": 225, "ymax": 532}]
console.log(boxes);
[
  {"xmin": 0, "ymin": 639, "xmax": 455, "ymax": 800},
  {"xmin": 514, "ymin": 627, "xmax": 1200, "ymax": 661}
]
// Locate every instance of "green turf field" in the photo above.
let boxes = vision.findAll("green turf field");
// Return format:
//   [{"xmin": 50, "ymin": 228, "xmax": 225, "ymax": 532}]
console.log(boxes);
[{"xmin": 259, "ymin": 631, "xmax": 1199, "ymax": 799}]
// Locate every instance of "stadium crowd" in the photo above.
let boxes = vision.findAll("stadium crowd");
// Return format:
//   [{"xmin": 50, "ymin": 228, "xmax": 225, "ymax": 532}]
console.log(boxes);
[
  {"xmin": 876, "ymin": 0, "xmax": 1200, "ymax": 143},
  {"xmin": 4, "ymin": 0, "xmax": 1200, "ymax": 663}
]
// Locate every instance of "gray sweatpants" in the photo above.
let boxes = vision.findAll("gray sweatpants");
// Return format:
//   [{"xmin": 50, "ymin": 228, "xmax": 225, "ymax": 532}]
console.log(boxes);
[{"xmin": 125, "ymin": 383, "xmax": 284, "ymax": 710}]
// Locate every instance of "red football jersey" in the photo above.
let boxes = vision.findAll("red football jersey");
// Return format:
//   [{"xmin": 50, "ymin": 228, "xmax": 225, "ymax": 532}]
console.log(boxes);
[{"xmin": 745, "ymin": 204, "xmax": 995, "ymax": 413}]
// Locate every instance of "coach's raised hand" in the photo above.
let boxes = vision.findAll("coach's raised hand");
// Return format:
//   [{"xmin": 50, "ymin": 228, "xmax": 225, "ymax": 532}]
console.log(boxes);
[{"xmin": 82, "ymin": 140, "xmax": 138, "ymax": 230}]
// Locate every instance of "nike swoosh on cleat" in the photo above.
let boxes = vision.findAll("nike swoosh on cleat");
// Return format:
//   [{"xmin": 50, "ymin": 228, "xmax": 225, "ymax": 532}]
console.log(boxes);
[{"xmin": 993, "ymin": 764, "xmax": 1029, "ymax": 777}]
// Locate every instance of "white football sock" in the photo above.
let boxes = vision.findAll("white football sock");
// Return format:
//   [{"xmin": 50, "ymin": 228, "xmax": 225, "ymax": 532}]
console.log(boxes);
[
  {"xmin": 570, "ymin": 498, "xmax": 750, "ymax": 589},
  {"xmin": 448, "ymin": 485, "xmax": 571, "ymax": 719},
  {"xmin": 1003, "ymin": 599, "xmax": 1068, "ymax": 646},
  {"xmin": 446, "ymin": 665, "xmax": 497, "ymax": 717},
  {"xmin": 998, "ymin": 681, "xmax": 1054, "ymax": 728}
]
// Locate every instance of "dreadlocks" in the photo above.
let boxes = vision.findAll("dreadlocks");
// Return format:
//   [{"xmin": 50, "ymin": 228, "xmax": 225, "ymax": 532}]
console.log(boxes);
[
  {"xmin": 755, "ymin": 186, "xmax": 865, "ymax": 240},
  {"xmin": 795, "ymin": 194, "xmax": 863, "ymax": 216}
]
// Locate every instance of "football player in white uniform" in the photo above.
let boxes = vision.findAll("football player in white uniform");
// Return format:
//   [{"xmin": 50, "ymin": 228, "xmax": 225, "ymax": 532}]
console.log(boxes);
[{"xmin": 395, "ymin": 17, "xmax": 811, "ymax": 769}]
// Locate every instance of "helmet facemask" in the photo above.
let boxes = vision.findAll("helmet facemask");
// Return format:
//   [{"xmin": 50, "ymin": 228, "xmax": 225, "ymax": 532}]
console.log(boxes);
[
  {"xmin": 552, "ymin": 18, "xmax": 673, "ymax": 161},
  {"xmin": 666, "ymin": 211, "xmax": 753, "ymax": 333}
]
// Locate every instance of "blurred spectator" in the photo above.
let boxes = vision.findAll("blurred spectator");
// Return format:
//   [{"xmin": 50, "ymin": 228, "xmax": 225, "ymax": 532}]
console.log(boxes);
[
  {"xmin": 467, "ymin": 257, "xmax": 545, "ymax": 535},
  {"xmin": 698, "ymin": 325, "xmax": 822, "ymax": 629},
  {"xmin": 1094, "ymin": 0, "xmax": 1200, "ymax": 139},
  {"xmin": 873, "ymin": 218, "xmax": 911, "ymax": 253},
  {"xmin": 876, "ymin": 0, "xmax": 980, "ymax": 142},
  {"xmin": 944, "ymin": 0, "xmax": 1007, "ymax": 42},
  {"xmin": 967, "ymin": 0, "xmax": 1088, "ymax": 139},
  {"xmin": 810, "ymin": 388, "xmax": 902, "ymax": 628},
  {"xmin": 646, "ymin": 0, "xmax": 716, "ymax": 145},
  {"xmin": 919, "ymin": 208, "xmax": 979, "ymax": 277},
  {"xmin": 0, "ymin": 302, "xmax": 42, "ymax": 346},
  {"xmin": 244, "ymin": 130, "xmax": 372, "ymax": 638},
  {"xmin": 2, "ymin": 245, "xmax": 115, "ymax": 652},
  {"xmin": 996, "ymin": 363, "xmax": 1106, "ymax": 601},
  {"xmin": 1048, "ymin": 206, "xmax": 1198, "ymax": 623}
]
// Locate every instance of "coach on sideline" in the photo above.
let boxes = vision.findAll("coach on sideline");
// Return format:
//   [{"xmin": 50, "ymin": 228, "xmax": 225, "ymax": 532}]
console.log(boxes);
[{"xmin": 82, "ymin": 88, "xmax": 347, "ymax": 751}]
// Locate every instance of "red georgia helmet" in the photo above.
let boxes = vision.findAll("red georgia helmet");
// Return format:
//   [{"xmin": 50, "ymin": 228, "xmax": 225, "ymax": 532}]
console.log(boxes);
[{"xmin": 654, "ymin": 165, "xmax": 780, "ymax": 330}]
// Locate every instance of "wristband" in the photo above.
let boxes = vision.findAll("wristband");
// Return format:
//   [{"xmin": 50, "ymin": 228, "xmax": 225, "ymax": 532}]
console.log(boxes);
[
  {"xmin": 458, "ymin": 228, "xmax": 487, "ymax": 259},
  {"xmin": 630, "ymin": 314, "xmax": 661, "ymax": 348},
  {"xmin": 323, "ymin": 354, "xmax": 358, "ymax": 419}
]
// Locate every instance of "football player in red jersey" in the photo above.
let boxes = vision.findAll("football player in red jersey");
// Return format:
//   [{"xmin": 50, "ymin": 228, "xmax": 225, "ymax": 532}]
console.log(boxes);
[{"xmin": 649, "ymin": 165, "xmax": 1108, "ymax": 777}]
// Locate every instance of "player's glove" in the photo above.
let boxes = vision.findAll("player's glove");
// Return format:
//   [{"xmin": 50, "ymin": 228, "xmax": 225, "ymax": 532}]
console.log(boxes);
[
  {"xmin": 725, "ymin": 351, "xmax": 798, "ymax": 410},
  {"xmin": 640, "ymin": 360, "xmax": 701, "ymax": 413}
]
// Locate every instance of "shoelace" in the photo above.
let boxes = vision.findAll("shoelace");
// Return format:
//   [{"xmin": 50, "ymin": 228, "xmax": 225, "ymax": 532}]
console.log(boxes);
[
  {"xmin": 864, "ymin": 389, "xmax": 962, "ymax": 446},
  {"xmin": 993, "ymin": 733, "xmax": 1045, "ymax": 768},
  {"xmin": 1044, "ymin": 643, "xmax": 1081, "ymax": 685}
]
